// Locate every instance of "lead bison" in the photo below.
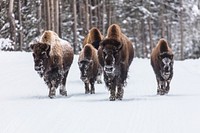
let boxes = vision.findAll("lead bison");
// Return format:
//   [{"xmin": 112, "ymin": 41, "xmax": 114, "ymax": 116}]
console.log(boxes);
[
  {"xmin": 98, "ymin": 24, "xmax": 134, "ymax": 101},
  {"xmin": 150, "ymin": 38, "xmax": 174, "ymax": 95},
  {"xmin": 31, "ymin": 30, "xmax": 74, "ymax": 98},
  {"xmin": 78, "ymin": 43, "xmax": 100, "ymax": 94}
]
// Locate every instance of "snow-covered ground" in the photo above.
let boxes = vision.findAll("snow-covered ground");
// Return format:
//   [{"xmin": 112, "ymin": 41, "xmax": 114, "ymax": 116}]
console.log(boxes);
[{"xmin": 0, "ymin": 51, "xmax": 200, "ymax": 133}]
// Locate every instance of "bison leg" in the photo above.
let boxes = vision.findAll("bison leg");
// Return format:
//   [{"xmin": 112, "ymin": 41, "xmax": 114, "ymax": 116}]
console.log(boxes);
[
  {"xmin": 49, "ymin": 87, "xmax": 56, "ymax": 98},
  {"xmin": 44, "ymin": 77, "xmax": 56, "ymax": 98},
  {"xmin": 90, "ymin": 80, "xmax": 95, "ymax": 94},
  {"xmin": 157, "ymin": 80, "xmax": 165, "ymax": 95},
  {"xmin": 109, "ymin": 85, "xmax": 116, "ymax": 101},
  {"xmin": 85, "ymin": 82, "xmax": 90, "ymax": 94},
  {"xmin": 59, "ymin": 71, "xmax": 68, "ymax": 96},
  {"xmin": 165, "ymin": 80, "xmax": 171, "ymax": 94},
  {"xmin": 49, "ymin": 80, "xmax": 59, "ymax": 98},
  {"xmin": 60, "ymin": 85, "xmax": 67, "ymax": 96},
  {"xmin": 96, "ymin": 68, "xmax": 103, "ymax": 84},
  {"xmin": 116, "ymin": 85, "xmax": 124, "ymax": 100}
]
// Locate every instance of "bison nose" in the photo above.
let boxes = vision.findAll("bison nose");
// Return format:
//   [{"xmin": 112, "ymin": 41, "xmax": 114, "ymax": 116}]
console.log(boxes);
[
  {"xmin": 104, "ymin": 65, "xmax": 114, "ymax": 73},
  {"xmin": 164, "ymin": 66, "xmax": 170, "ymax": 72}
]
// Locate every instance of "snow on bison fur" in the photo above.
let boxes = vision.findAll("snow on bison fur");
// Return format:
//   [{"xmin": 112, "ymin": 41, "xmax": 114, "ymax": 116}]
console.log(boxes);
[
  {"xmin": 78, "ymin": 44, "xmax": 100, "ymax": 94},
  {"xmin": 31, "ymin": 30, "xmax": 74, "ymax": 98},
  {"xmin": 98, "ymin": 24, "xmax": 134, "ymax": 101},
  {"xmin": 150, "ymin": 38, "xmax": 174, "ymax": 95}
]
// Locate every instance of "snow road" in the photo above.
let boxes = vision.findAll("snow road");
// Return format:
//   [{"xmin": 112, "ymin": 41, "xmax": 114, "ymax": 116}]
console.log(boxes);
[{"xmin": 0, "ymin": 52, "xmax": 200, "ymax": 133}]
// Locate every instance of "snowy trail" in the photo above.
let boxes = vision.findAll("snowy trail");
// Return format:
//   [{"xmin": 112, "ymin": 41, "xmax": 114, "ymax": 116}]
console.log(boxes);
[{"xmin": 0, "ymin": 52, "xmax": 200, "ymax": 133}]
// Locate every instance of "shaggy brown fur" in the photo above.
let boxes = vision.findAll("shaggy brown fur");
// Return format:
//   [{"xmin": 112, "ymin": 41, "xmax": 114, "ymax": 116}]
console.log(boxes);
[
  {"xmin": 78, "ymin": 43, "xmax": 100, "ymax": 94},
  {"xmin": 98, "ymin": 24, "xmax": 134, "ymax": 101},
  {"xmin": 151, "ymin": 38, "xmax": 174, "ymax": 95},
  {"xmin": 40, "ymin": 30, "xmax": 63, "ymax": 67},
  {"xmin": 83, "ymin": 27, "xmax": 103, "ymax": 50},
  {"xmin": 31, "ymin": 31, "xmax": 74, "ymax": 98}
]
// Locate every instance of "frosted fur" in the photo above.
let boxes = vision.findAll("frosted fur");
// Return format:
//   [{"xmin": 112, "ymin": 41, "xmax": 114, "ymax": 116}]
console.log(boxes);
[{"xmin": 31, "ymin": 30, "xmax": 74, "ymax": 98}]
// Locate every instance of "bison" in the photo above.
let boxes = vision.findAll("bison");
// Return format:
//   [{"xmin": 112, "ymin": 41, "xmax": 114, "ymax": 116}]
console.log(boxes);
[
  {"xmin": 31, "ymin": 30, "xmax": 74, "ymax": 98},
  {"xmin": 83, "ymin": 27, "xmax": 103, "ymax": 84},
  {"xmin": 150, "ymin": 38, "xmax": 174, "ymax": 95},
  {"xmin": 78, "ymin": 43, "xmax": 100, "ymax": 94},
  {"xmin": 98, "ymin": 24, "xmax": 134, "ymax": 101}
]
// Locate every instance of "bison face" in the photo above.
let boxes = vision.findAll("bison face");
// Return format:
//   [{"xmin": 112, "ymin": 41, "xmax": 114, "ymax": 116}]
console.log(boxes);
[
  {"xmin": 159, "ymin": 52, "xmax": 174, "ymax": 80},
  {"xmin": 102, "ymin": 47, "xmax": 116, "ymax": 74},
  {"xmin": 100, "ymin": 39, "xmax": 122, "ymax": 75},
  {"xmin": 30, "ymin": 43, "xmax": 50, "ymax": 77},
  {"xmin": 78, "ymin": 59, "xmax": 93, "ymax": 83}
]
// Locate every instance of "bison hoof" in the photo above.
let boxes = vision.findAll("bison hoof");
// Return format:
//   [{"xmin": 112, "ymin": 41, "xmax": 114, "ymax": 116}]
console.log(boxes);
[
  {"xmin": 85, "ymin": 90, "xmax": 90, "ymax": 94},
  {"xmin": 49, "ymin": 89, "xmax": 56, "ymax": 98},
  {"xmin": 116, "ymin": 95, "xmax": 123, "ymax": 100},
  {"xmin": 49, "ymin": 94, "xmax": 56, "ymax": 99},
  {"xmin": 60, "ymin": 90, "xmax": 67, "ymax": 96},
  {"xmin": 116, "ymin": 90, "xmax": 124, "ymax": 100},
  {"xmin": 157, "ymin": 90, "xmax": 165, "ymax": 95},
  {"xmin": 90, "ymin": 90, "xmax": 95, "ymax": 94},
  {"xmin": 109, "ymin": 95, "xmax": 116, "ymax": 101},
  {"xmin": 165, "ymin": 88, "xmax": 170, "ymax": 94}
]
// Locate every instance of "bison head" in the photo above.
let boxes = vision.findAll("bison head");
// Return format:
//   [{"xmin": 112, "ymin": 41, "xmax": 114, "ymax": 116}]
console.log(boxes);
[
  {"xmin": 158, "ymin": 52, "xmax": 174, "ymax": 80},
  {"xmin": 30, "ymin": 42, "xmax": 50, "ymax": 77},
  {"xmin": 78, "ymin": 59, "xmax": 93, "ymax": 83},
  {"xmin": 100, "ymin": 39, "xmax": 122, "ymax": 75}
]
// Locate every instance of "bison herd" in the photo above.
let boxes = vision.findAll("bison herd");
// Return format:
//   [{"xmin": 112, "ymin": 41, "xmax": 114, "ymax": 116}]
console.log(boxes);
[{"xmin": 31, "ymin": 24, "xmax": 174, "ymax": 100}]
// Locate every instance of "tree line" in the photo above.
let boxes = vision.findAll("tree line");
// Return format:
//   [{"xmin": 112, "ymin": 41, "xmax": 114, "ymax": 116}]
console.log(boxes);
[{"xmin": 0, "ymin": 0, "xmax": 200, "ymax": 60}]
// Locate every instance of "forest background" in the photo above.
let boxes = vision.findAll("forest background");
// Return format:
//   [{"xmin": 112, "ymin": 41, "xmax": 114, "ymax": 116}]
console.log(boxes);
[{"xmin": 0, "ymin": 0, "xmax": 200, "ymax": 60}]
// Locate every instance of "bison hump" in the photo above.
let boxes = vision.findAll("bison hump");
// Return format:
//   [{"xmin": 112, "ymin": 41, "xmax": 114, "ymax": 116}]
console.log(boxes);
[
  {"xmin": 159, "ymin": 39, "xmax": 169, "ymax": 53},
  {"xmin": 107, "ymin": 24, "xmax": 121, "ymax": 39},
  {"xmin": 84, "ymin": 44, "xmax": 93, "ymax": 59},
  {"xmin": 89, "ymin": 27, "xmax": 102, "ymax": 41}
]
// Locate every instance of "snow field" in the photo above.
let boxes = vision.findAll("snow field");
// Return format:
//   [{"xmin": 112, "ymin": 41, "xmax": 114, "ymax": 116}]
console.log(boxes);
[{"xmin": 0, "ymin": 52, "xmax": 200, "ymax": 133}]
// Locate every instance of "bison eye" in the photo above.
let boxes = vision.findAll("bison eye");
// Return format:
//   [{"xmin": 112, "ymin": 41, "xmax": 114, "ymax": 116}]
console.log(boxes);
[
  {"xmin": 113, "ymin": 51, "xmax": 119, "ymax": 56},
  {"xmin": 41, "ymin": 51, "xmax": 46, "ymax": 55},
  {"xmin": 102, "ymin": 51, "xmax": 106, "ymax": 57},
  {"xmin": 41, "ymin": 51, "xmax": 47, "ymax": 58}
]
